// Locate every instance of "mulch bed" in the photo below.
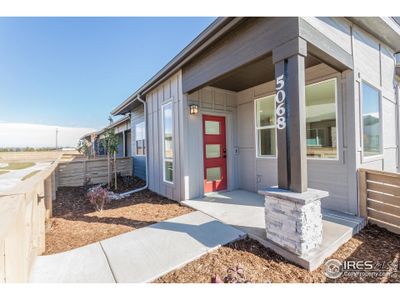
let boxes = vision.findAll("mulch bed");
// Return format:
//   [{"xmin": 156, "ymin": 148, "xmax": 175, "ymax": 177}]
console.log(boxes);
[
  {"xmin": 44, "ymin": 176, "xmax": 193, "ymax": 255},
  {"xmin": 154, "ymin": 224, "xmax": 400, "ymax": 283}
]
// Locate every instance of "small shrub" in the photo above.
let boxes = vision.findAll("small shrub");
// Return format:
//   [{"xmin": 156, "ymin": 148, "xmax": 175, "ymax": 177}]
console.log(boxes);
[
  {"xmin": 87, "ymin": 185, "xmax": 110, "ymax": 212},
  {"xmin": 211, "ymin": 265, "xmax": 248, "ymax": 283}
]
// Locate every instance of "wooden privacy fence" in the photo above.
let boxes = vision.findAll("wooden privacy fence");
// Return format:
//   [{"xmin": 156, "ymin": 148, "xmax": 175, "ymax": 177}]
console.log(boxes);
[
  {"xmin": 57, "ymin": 157, "xmax": 132, "ymax": 187},
  {"xmin": 0, "ymin": 160, "xmax": 58, "ymax": 283},
  {"xmin": 359, "ymin": 168, "xmax": 400, "ymax": 235}
]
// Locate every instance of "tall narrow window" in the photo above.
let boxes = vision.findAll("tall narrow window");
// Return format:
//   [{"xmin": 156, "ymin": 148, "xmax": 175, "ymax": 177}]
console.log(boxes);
[
  {"xmin": 362, "ymin": 82, "xmax": 381, "ymax": 157},
  {"xmin": 162, "ymin": 102, "xmax": 173, "ymax": 183},
  {"xmin": 135, "ymin": 122, "xmax": 146, "ymax": 156},
  {"xmin": 305, "ymin": 79, "xmax": 338, "ymax": 159},
  {"xmin": 255, "ymin": 95, "xmax": 276, "ymax": 157}
]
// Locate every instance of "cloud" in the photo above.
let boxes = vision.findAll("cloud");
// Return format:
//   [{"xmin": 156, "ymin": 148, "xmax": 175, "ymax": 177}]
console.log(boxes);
[{"xmin": 0, "ymin": 123, "xmax": 96, "ymax": 148}]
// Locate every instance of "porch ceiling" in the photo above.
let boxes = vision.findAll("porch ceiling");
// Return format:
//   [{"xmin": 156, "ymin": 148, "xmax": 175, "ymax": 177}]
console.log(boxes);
[{"xmin": 208, "ymin": 54, "xmax": 321, "ymax": 92}]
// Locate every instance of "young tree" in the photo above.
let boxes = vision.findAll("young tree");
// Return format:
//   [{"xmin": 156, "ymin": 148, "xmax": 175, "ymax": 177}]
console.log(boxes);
[{"xmin": 101, "ymin": 128, "xmax": 119, "ymax": 189}]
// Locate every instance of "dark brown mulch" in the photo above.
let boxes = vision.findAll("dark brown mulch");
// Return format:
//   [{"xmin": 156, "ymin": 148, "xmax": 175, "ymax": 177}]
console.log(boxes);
[
  {"xmin": 45, "ymin": 176, "xmax": 193, "ymax": 255},
  {"xmin": 112, "ymin": 175, "xmax": 146, "ymax": 193},
  {"xmin": 154, "ymin": 224, "xmax": 400, "ymax": 283}
]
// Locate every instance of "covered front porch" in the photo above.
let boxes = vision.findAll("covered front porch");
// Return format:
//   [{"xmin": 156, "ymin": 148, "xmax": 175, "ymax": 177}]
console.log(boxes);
[{"xmin": 183, "ymin": 190, "xmax": 365, "ymax": 271}]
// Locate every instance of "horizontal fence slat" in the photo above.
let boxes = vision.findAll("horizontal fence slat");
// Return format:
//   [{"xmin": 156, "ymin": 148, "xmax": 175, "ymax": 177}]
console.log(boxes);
[
  {"xmin": 367, "ymin": 181, "xmax": 400, "ymax": 196},
  {"xmin": 367, "ymin": 173, "xmax": 400, "ymax": 187},
  {"xmin": 367, "ymin": 191, "xmax": 400, "ymax": 207},
  {"xmin": 367, "ymin": 208, "xmax": 400, "ymax": 227},
  {"xmin": 369, "ymin": 218, "xmax": 400, "ymax": 235},
  {"xmin": 367, "ymin": 199, "xmax": 400, "ymax": 216}
]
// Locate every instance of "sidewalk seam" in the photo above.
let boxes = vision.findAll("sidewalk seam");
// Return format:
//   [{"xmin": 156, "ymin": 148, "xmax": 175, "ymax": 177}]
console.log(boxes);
[{"xmin": 99, "ymin": 242, "xmax": 118, "ymax": 283}]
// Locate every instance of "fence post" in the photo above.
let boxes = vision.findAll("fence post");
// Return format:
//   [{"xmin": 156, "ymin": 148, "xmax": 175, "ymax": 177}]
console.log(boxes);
[
  {"xmin": 83, "ymin": 159, "xmax": 87, "ymax": 186},
  {"xmin": 44, "ymin": 176, "xmax": 52, "ymax": 221},
  {"xmin": 358, "ymin": 169, "xmax": 368, "ymax": 218},
  {"xmin": 51, "ymin": 170, "xmax": 57, "ymax": 202}
]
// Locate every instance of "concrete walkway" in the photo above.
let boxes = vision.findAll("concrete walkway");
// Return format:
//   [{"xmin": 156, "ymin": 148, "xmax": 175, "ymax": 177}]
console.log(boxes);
[
  {"xmin": 0, "ymin": 162, "xmax": 51, "ymax": 192},
  {"xmin": 30, "ymin": 211, "xmax": 245, "ymax": 283}
]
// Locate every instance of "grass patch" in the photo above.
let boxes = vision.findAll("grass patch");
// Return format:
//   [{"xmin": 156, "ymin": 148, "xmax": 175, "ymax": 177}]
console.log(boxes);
[
  {"xmin": 21, "ymin": 170, "xmax": 41, "ymax": 181},
  {"xmin": 0, "ymin": 162, "xmax": 35, "ymax": 170},
  {"xmin": 0, "ymin": 170, "xmax": 9, "ymax": 175}
]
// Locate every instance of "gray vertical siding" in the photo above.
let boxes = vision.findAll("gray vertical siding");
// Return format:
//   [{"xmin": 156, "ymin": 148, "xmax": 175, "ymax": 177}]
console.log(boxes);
[
  {"xmin": 131, "ymin": 105, "xmax": 146, "ymax": 180},
  {"xmin": 133, "ymin": 156, "xmax": 146, "ymax": 180},
  {"xmin": 126, "ymin": 130, "xmax": 132, "ymax": 157},
  {"xmin": 116, "ymin": 133, "xmax": 124, "ymax": 158},
  {"xmin": 145, "ymin": 71, "xmax": 184, "ymax": 201}
]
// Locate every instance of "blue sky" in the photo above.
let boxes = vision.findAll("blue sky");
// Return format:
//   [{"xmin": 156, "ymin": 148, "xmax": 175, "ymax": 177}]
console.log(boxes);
[{"xmin": 0, "ymin": 17, "xmax": 215, "ymax": 130}]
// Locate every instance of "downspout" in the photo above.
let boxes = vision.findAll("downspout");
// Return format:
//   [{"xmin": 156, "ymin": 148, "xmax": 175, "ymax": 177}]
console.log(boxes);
[
  {"xmin": 119, "ymin": 94, "xmax": 149, "ymax": 197},
  {"xmin": 395, "ymin": 53, "xmax": 400, "ymax": 172},
  {"xmin": 396, "ymin": 80, "xmax": 400, "ymax": 172}
]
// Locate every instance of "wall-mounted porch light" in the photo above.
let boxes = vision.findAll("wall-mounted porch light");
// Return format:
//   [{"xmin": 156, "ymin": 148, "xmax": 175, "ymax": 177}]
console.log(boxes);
[{"xmin": 189, "ymin": 104, "xmax": 199, "ymax": 115}]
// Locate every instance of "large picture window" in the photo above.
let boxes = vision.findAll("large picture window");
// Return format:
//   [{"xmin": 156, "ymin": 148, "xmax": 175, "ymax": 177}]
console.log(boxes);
[
  {"xmin": 255, "ymin": 95, "xmax": 276, "ymax": 157},
  {"xmin": 361, "ymin": 82, "xmax": 382, "ymax": 157},
  {"xmin": 254, "ymin": 78, "xmax": 338, "ymax": 160},
  {"xmin": 305, "ymin": 79, "xmax": 338, "ymax": 159},
  {"xmin": 135, "ymin": 122, "xmax": 146, "ymax": 156},
  {"xmin": 162, "ymin": 102, "xmax": 173, "ymax": 183}
]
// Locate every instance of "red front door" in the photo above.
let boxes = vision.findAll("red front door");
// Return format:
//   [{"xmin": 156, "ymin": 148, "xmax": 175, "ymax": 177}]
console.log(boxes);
[{"xmin": 203, "ymin": 115, "xmax": 227, "ymax": 193}]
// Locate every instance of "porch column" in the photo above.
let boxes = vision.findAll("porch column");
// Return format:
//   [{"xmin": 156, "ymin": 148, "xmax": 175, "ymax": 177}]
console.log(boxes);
[
  {"xmin": 122, "ymin": 130, "xmax": 126, "ymax": 157},
  {"xmin": 272, "ymin": 38, "xmax": 308, "ymax": 193},
  {"xmin": 260, "ymin": 38, "xmax": 327, "ymax": 262}
]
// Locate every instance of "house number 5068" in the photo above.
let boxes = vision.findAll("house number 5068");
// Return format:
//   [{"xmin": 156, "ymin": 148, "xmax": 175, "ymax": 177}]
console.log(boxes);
[{"xmin": 275, "ymin": 74, "xmax": 286, "ymax": 130}]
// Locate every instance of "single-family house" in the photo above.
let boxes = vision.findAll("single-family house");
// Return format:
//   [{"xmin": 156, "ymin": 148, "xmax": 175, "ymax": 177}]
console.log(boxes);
[
  {"xmin": 110, "ymin": 17, "xmax": 400, "ymax": 268},
  {"xmin": 79, "ymin": 115, "xmax": 132, "ymax": 159}
]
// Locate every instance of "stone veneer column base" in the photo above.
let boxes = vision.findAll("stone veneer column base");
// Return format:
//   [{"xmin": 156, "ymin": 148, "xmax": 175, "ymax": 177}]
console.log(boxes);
[{"xmin": 260, "ymin": 188, "xmax": 329, "ymax": 256}]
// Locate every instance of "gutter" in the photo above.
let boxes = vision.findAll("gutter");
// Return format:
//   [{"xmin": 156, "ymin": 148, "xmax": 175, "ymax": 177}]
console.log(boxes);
[
  {"xmin": 119, "ymin": 95, "xmax": 149, "ymax": 197},
  {"xmin": 111, "ymin": 17, "xmax": 244, "ymax": 116}
]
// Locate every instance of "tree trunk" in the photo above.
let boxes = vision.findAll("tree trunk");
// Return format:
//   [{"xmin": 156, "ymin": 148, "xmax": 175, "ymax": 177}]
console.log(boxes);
[{"xmin": 114, "ymin": 151, "xmax": 117, "ymax": 190}]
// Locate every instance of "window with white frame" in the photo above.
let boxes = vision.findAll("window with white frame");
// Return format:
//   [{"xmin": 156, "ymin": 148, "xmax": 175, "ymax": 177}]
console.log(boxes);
[
  {"xmin": 361, "ymin": 82, "xmax": 382, "ymax": 157},
  {"xmin": 255, "ymin": 95, "xmax": 276, "ymax": 157},
  {"xmin": 162, "ymin": 102, "xmax": 173, "ymax": 183},
  {"xmin": 254, "ymin": 78, "xmax": 338, "ymax": 159},
  {"xmin": 305, "ymin": 78, "xmax": 338, "ymax": 159},
  {"xmin": 135, "ymin": 121, "xmax": 146, "ymax": 156}
]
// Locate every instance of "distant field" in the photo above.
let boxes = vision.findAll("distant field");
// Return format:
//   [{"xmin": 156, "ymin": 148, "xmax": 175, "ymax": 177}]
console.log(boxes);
[
  {"xmin": 0, "ymin": 150, "xmax": 78, "ymax": 163},
  {"xmin": 0, "ymin": 162, "xmax": 35, "ymax": 170},
  {"xmin": 0, "ymin": 170, "xmax": 9, "ymax": 175}
]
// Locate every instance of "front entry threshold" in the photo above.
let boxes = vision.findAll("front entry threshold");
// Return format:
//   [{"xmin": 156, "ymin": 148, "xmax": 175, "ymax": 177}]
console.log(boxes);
[{"xmin": 183, "ymin": 190, "xmax": 366, "ymax": 271}]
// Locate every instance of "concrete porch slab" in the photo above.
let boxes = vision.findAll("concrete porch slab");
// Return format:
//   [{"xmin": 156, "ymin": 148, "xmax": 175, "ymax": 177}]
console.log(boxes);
[{"xmin": 183, "ymin": 190, "xmax": 366, "ymax": 271}]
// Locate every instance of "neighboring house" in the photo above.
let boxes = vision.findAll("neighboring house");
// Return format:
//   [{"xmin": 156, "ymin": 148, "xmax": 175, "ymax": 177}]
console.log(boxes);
[
  {"xmin": 111, "ymin": 17, "xmax": 400, "ymax": 216},
  {"xmin": 79, "ymin": 115, "xmax": 132, "ymax": 159}
]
